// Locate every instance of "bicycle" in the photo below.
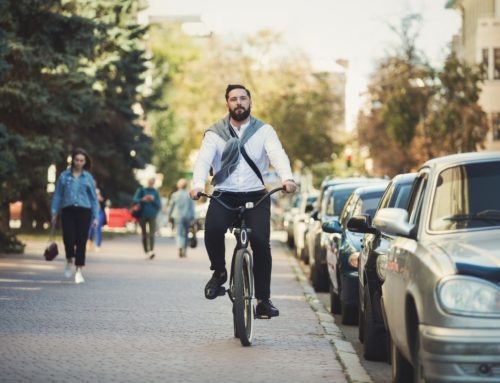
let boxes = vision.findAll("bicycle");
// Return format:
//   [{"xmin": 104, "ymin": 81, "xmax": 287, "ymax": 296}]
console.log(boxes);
[{"xmin": 198, "ymin": 186, "xmax": 285, "ymax": 346}]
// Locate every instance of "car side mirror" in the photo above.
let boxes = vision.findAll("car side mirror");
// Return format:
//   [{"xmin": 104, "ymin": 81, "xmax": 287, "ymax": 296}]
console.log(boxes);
[
  {"xmin": 373, "ymin": 208, "xmax": 413, "ymax": 237},
  {"xmin": 311, "ymin": 209, "xmax": 319, "ymax": 220},
  {"xmin": 347, "ymin": 214, "xmax": 380, "ymax": 235},
  {"xmin": 322, "ymin": 219, "xmax": 342, "ymax": 234},
  {"xmin": 305, "ymin": 204, "xmax": 314, "ymax": 213}
]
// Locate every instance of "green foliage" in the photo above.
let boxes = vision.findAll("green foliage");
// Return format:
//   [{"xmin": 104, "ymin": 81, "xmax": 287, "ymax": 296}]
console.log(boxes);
[
  {"xmin": 425, "ymin": 51, "xmax": 488, "ymax": 154},
  {"xmin": 146, "ymin": 23, "xmax": 200, "ymax": 191},
  {"xmin": 357, "ymin": 15, "xmax": 487, "ymax": 177},
  {"xmin": 149, "ymin": 28, "xmax": 344, "ymax": 180},
  {"xmin": 0, "ymin": 0, "xmax": 152, "ymax": 248}
]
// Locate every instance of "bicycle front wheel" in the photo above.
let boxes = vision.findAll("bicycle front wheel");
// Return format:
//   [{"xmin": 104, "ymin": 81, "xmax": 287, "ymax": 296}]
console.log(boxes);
[{"xmin": 233, "ymin": 248, "xmax": 255, "ymax": 346}]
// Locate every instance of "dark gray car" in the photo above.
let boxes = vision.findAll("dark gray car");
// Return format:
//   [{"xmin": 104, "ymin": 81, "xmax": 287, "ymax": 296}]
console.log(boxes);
[{"xmin": 374, "ymin": 152, "xmax": 500, "ymax": 383}]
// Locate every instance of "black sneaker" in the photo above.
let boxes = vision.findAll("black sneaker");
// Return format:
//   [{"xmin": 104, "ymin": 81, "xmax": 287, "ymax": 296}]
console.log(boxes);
[
  {"xmin": 204, "ymin": 270, "xmax": 227, "ymax": 300},
  {"xmin": 255, "ymin": 299, "xmax": 279, "ymax": 318}
]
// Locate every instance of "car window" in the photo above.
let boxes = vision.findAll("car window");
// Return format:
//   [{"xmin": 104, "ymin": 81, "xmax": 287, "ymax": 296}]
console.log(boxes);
[
  {"xmin": 429, "ymin": 160, "xmax": 500, "ymax": 231},
  {"xmin": 378, "ymin": 182, "xmax": 394, "ymax": 209},
  {"xmin": 326, "ymin": 188, "xmax": 357, "ymax": 217},
  {"xmin": 391, "ymin": 183, "xmax": 413, "ymax": 209},
  {"xmin": 408, "ymin": 174, "xmax": 428, "ymax": 227},
  {"xmin": 340, "ymin": 194, "xmax": 357, "ymax": 227},
  {"xmin": 361, "ymin": 196, "xmax": 382, "ymax": 218}
]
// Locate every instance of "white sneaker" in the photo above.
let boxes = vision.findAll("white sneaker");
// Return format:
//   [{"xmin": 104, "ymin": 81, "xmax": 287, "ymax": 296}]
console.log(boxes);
[
  {"xmin": 75, "ymin": 269, "xmax": 85, "ymax": 284},
  {"xmin": 64, "ymin": 262, "xmax": 73, "ymax": 279}
]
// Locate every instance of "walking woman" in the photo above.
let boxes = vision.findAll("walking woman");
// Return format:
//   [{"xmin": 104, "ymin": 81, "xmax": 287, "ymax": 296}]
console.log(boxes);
[
  {"xmin": 51, "ymin": 148, "xmax": 99, "ymax": 284},
  {"xmin": 168, "ymin": 179, "xmax": 195, "ymax": 258},
  {"xmin": 133, "ymin": 177, "xmax": 161, "ymax": 260}
]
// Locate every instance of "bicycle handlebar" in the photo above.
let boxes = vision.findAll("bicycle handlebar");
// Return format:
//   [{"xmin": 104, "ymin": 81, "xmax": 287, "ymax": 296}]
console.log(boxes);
[{"xmin": 197, "ymin": 186, "xmax": 286, "ymax": 212}]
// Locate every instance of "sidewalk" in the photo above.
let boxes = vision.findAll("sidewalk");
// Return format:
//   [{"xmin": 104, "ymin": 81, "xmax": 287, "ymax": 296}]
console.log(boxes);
[{"xmin": 0, "ymin": 234, "xmax": 348, "ymax": 383}]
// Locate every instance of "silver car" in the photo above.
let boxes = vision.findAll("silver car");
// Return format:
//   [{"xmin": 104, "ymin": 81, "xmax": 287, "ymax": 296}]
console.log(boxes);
[{"xmin": 374, "ymin": 152, "xmax": 500, "ymax": 383}]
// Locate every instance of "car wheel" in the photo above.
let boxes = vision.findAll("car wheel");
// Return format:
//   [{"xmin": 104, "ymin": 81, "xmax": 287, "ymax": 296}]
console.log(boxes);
[
  {"xmin": 330, "ymin": 282, "xmax": 341, "ymax": 314},
  {"xmin": 311, "ymin": 262, "xmax": 329, "ymax": 292},
  {"xmin": 358, "ymin": 283, "xmax": 364, "ymax": 343},
  {"xmin": 390, "ymin": 334, "xmax": 413, "ymax": 383},
  {"xmin": 363, "ymin": 285, "xmax": 387, "ymax": 361},
  {"xmin": 341, "ymin": 301, "xmax": 358, "ymax": 325},
  {"xmin": 413, "ymin": 328, "xmax": 426, "ymax": 383},
  {"xmin": 300, "ymin": 247, "xmax": 309, "ymax": 265}
]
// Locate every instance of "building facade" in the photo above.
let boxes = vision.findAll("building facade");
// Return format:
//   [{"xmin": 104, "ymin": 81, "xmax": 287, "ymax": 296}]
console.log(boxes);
[{"xmin": 447, "ymin": 0, "xmax": 500, "ymax": 150}]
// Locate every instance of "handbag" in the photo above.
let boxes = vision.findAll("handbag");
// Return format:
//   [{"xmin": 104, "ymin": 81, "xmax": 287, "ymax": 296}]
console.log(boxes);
[
  {"xmin": 43, "ymin": 225, "xmax": 59, "ymax": 261},
  {"xmin": 130, "ymin": 203, "xmax": 142, "ymax": 219},
  {"xmin": 130, "ymin": 187, "xmax": 144, "ymax": 219}
]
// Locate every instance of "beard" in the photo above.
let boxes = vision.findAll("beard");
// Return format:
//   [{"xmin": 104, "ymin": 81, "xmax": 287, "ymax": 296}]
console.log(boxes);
[{"xmin": 229, "ymin": 105, "xmax": 251, "ymax": 122}]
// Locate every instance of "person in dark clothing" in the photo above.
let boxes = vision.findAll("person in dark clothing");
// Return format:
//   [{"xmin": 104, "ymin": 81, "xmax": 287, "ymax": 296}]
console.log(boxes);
[{"xmin": 133, "ymin": 177, "xmax": 161, "ymax": 259}]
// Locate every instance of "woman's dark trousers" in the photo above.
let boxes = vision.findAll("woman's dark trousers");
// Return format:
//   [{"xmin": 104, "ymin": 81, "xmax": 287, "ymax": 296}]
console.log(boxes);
[
  {"xmin": 139, "ymin": 217, "xmax": 156, "ymax": 253},
  {"xmin": 61, "ymin": 206, "xmax": 92, "ymax": 267},
  {"xmin": 204, "ymin": 190, "xmax": 272, "ymax": 300}
]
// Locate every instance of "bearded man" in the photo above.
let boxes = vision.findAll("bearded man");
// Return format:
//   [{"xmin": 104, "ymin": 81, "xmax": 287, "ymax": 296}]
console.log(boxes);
[{"xmin": 190, "ymin": 84, "xmax": 296, "ymax": 318}]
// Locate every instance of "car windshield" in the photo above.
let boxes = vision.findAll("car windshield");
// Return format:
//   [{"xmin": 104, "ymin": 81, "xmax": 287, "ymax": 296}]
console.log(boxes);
[{"xmin": 430, "ymin": 160, "xmax": 500, "ymax": 231}]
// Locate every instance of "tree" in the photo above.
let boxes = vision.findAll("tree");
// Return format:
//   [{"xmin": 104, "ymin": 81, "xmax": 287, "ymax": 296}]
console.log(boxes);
[
  {"xmin": 423, "ymin": 50, "xmax": 488, "ymax": 155},
  {"xmin": 152, "ymin": 29, "xmax": 343, "ymax": 176},
  {"xmin": 146, "ymin": 22, "xmax": 201, "ymax": 192},
  {"xmin": 358, "ymin": 15, "xmax": 435, "ymax": 176},
  {"xmin": 0, "ymin": 0, "xmax": 152, "ymax": 250},
  {"xmin": 0, "ymin": 0, "xmax": 99, "ymax": 232}
]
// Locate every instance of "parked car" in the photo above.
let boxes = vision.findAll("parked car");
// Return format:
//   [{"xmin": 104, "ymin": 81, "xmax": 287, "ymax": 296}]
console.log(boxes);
[
  {"xmin": 106, "ymin": 208, "xmax": 136, "ymax": 231},
  {"xmin": 322, "ymin": 182, "xmax": 388, "ymax": 324},
  {"xmin": 292, "ymin": 191, "xmax": 318, "ymax": 262},
  {"xmin": 283, "ymin": 194, "xmax": 302, "ymax": 248},
  {"xmin": 304, "ymin": 177, "xmax": 384, "ymax": 287},
  {"xmin": 348, "ymin": 172, "xmax": 416, "ymax": 361},
  {"xmin": 310, "ymin": 182, "xmax": 376, "ymax": 292},
  {"xmin": 375, "ymin": 152, "xmax": 500, "ymax": 383}
]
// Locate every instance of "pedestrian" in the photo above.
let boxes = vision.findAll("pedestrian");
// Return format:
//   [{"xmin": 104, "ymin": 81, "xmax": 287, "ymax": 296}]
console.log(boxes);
[
  {"xmin": 88, "ymin": 187, "xmax": 106, "ymax": 252},
  {"xmin": 167, "ymin": 178, "xmax": 195, "ymax": 258},
  {"xmin": 51, "ymin": 148, "xmax": 99, "ymax": 284},
  {"xmin": 133, "ymin": 177, "xmax": 161, "ymax": 260},
  {"xmin": 190, "ymin": 84, "xmax": 296, "ymax": 318}
]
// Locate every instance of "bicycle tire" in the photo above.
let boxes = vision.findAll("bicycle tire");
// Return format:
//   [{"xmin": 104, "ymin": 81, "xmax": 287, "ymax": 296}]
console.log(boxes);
[{"xmin": 233, "ymin": 248, "xmax": 254, "ymax": 346}]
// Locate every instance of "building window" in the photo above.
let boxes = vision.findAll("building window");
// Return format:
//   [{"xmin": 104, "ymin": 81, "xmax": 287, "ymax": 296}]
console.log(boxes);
[
  {"xmin": 492, "ymin": 113, "xmax": 500, "ymax": 141},
  {"xmin": 494, "ymin": 49, "xmax": 500, "ymax": 80},
  {"xmin": 482, "ymin": 48, "xmax": 489, "ymax": 77}
]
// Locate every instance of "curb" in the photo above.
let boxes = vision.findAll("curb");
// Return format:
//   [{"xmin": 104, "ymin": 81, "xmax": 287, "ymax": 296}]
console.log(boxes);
[{"xmin": 286, "ymin": 250, "xmax": 373, "ymax": 383}]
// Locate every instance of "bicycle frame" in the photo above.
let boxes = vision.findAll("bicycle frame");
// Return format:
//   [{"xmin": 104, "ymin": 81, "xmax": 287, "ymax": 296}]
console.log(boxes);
[{"xmin": 198, "ymin": 186, "xmax": 285, "ymax": 345}]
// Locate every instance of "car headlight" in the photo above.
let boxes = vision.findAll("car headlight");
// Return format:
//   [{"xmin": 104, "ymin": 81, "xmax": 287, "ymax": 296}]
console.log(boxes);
[
  {"xmin": 376, "ymin": 253, "xmax": 388, "ymax": 281},
  {"xmin": 437, "ymin": 276, "xmax": 500, "ymax": 316}
]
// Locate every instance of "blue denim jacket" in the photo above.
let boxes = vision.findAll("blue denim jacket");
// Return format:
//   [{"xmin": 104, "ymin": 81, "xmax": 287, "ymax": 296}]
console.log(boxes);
[{"xmin": 51, "ymin": 169, "xmax": 99, "ymax": 220}]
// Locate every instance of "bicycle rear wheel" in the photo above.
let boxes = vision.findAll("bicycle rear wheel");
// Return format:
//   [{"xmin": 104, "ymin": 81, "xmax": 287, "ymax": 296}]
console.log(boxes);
[{"xmin": 233, "ymin": 249, "xmax": 255, "ymax": 346}]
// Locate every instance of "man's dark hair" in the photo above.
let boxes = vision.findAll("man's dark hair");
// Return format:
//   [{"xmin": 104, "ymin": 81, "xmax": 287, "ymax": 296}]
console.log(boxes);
[{"xmin": 225, "ymin": 84, "xmax": 251, "ymax": 101}]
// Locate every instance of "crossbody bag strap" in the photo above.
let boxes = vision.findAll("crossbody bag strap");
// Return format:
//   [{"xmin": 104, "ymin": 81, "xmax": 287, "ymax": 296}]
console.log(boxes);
[{"xmin": 228, "ymin": 125, "xmax": 265, "ymax": 185}]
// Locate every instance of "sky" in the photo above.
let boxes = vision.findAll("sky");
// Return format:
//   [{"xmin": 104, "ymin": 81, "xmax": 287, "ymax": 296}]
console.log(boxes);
[{"xmin": 146, "ymin": 0, "xmax": 461, "ymax": 130}]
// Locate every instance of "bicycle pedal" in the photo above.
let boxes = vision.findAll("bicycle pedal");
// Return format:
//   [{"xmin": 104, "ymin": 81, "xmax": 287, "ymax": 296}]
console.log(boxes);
[
  {"xmin": 218, "ymin": 286, "xmax": 226, "ymax": 296},
  {"xmin": 255, "ymin": 314, "xmax": 271, "ymax": 320}
]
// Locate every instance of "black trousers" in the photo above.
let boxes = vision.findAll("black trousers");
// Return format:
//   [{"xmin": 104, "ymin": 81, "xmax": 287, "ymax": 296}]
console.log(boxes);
[
  {"xmin": 139, "ymin": 217, "xmax": 156, "ymax": 253},
  {"xmin": 61, "ymin": 206, "xmax": 92, "ymax": 267},
  {"xmin": 204, "ymin": 190, "xmax": 272, "ymax": 300}
]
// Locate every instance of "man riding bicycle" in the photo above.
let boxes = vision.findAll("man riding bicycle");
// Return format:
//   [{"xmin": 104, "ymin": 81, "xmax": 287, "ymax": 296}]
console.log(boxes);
[{"xmin": 190, "ymin": 84, "xmax": 297, "ymax": 318}]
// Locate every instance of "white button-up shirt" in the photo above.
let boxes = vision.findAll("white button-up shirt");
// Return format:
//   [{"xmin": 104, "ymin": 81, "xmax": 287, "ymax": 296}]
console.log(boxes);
[{"xmin": 192, "ymin": 119, "xmax": 294, "ymax": 192}]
